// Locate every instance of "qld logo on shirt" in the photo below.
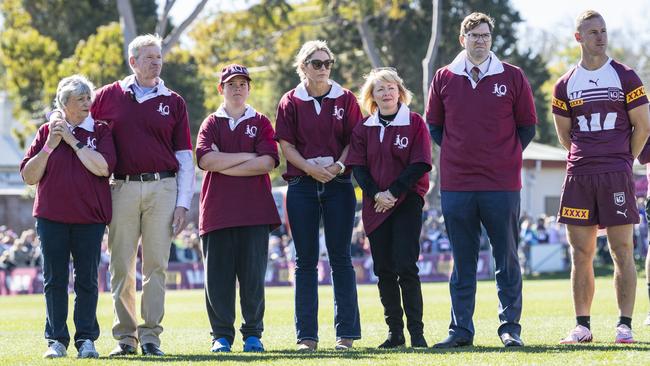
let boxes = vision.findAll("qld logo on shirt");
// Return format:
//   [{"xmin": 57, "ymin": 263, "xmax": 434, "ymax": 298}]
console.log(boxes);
[
  {"xmin": 333, "ymin": 105, "xmax": 344, "ymax": 120},
  {"xmin": 245, "ymin": 124, "xmax": 257, "ymax": 138},
  {"xmin": 394, "ymin": 134, "xmax": 409, "ymax": 149},
  {"xmin": 157, "ymin": 103, "xmax": 170, "ymax": 116},
  {"xmin": 492, "ymin": 83, "xmax": 507, "ymax": 97},
  {"xmin": 86, "ymin": 137, "xmax": 97, "ymax": 150}
]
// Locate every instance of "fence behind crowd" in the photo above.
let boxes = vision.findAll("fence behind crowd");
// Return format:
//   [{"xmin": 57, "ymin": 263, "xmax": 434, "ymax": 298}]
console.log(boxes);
[{"xmin": 1, "ymin": 252, "xmax": 494, "ymax": 295}]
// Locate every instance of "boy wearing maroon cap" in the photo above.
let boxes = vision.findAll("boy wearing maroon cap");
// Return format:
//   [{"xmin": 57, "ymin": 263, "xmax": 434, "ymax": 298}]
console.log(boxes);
[
  {"xmin": 553, "ymin": 10, "xmax": 650, "ymax": 345},
  {"xmin": 426, "ymin": 12, "xmax": 537, "ymax": 348},
  {"xmin": 196, "ymin": 64, "xmax": 280, "ymax": 353}
]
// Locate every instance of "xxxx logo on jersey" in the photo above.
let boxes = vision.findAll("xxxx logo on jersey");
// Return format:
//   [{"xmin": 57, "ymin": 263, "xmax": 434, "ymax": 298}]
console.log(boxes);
[
  {"xmin": 552, "ymin": 97, "xmax": 568, "ymax": 111},
  {"xmin": 626, "ymin": 86, "xmax": 646, "ymax": 103},
  {"xmin": 561, "ymin": 207, "xmax": 589, "ymax": 220}
]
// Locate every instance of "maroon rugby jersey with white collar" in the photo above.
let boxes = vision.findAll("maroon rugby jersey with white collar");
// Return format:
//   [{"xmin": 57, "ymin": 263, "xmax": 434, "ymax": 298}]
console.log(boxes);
[
  {"xmin": 426, "ymin": 53, "xmax": 537, "ymax": 191},
  {"xmin": 346, "ymin": 104, "xmax": 432, "ymax": 234},
  {"xmin": 90, "ymin": 81, "xmax": 192, "ymax": 175},
  {"xmin": 552, "ymin": 58, "xmax": 648, "ymax": 175},
  {"xmin": 196, "ymin": 106, "xmax": 281, "ymax": 235},
  {"xmin": 20, "ymin": 118, "xmax": 116, "ymax": 224},
  {"xmin": 274, "ymin": 80, "xmax": 363, "ymax": 180}
]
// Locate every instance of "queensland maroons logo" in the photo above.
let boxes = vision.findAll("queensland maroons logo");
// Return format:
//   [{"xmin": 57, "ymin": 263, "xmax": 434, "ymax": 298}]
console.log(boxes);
[
  {"xmin": 157, "ymin": 103, "xmax": 170, "ymax": 116},
  {"xmin": 613, "ymin": 192, "xmax": 625, "ymax": 206},
  {"xmin": 86, "ymin": 137, "xmax": 97, "ymax": 150},
  {"xmin": 493, "ymin": 83, "xmax": 507, "ymax": 97},
  {"xmin": 333, "ymin": 105, "xmax": 344, "ymax": 120},
  {"xmin": 245, "ymin": 124, "xmax": 257, "ymax": 138},
  {"xmin": 394, "ymin": 134, "xmax": 409, "ymax": 149}
]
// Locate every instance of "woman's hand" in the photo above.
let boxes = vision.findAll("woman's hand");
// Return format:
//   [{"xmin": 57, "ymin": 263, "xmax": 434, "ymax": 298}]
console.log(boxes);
[
  {"xmin": 306, "ymin": 163, "xmax": 336, "ymax": 183},
  {"xmin": 45, "ymin": 120, "xmax": 64, "ymax": 149},
  {"xmin": 53, "ymin": 121, "xmax": 78, "ymax": 146},
  {"xmin": 374, "ymin": 190, "xmax": 397, "ymax": 213}
]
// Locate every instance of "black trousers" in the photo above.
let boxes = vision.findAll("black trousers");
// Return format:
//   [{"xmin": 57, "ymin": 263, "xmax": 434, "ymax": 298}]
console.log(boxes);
[
  {"xmin": 367, "ymin": 192, "xmax": 424, "ymax": 336},
  {"xmin": 202, "ymin": 225, "xmax": 269, "ymax": 345}
]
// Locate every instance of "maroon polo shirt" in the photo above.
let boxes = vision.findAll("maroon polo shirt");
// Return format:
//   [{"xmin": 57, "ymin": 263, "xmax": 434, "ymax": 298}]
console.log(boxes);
[
  {"xmin": 274, "ymin": 81, "xmax": 363, "ymax": 180},
  {"xmin": 196, "ymin": 107, "xmax": 281, "ymax": 235},
  {"xmin": 426, "ymin": 53, "xmax": 537, "ymax": 191},
  {"xmin": 90, "ymin": 81, "xmax": 192, "ymax": 175},
  {"xmin": 346, "ymin": 105, "xmax": 432, "ymax": 234},
  {"xmin": 20, "ymin": 118, "xmax": 116, "ymax": 224},
  {"xmin": 552, "ymin": 58, "xmax": 649, "ymax": 175}
]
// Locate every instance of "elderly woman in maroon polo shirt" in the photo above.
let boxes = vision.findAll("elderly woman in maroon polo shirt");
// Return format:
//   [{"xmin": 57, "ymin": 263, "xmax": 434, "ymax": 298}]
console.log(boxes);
[
  {"xmin": 20, "ymin": 75, "xmax": 116, "ymax": 359},
  {"xmin": 275, "ymin": 40, "xmax": 362, "ymax": 351},
  {"xmin": 346, "ymin": 68, "xmax": 432, "ymax": 349}
]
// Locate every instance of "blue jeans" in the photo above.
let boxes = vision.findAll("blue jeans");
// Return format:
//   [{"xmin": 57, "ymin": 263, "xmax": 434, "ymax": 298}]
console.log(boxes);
[
  {"xmin": 286, "ymin": 175, "xmax": 361, "ymax": 342},
  {"xmin": 36, "ymin": 217, "xmax": 104, "ymax": 349},
  {"xmin": 441, "ymin": 191, "xmax": 522, "ymax": 338}
]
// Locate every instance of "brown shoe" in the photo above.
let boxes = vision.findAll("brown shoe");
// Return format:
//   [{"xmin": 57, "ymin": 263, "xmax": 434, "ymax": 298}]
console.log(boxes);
[
  {"xmin": 297, "ymin": 339, "xmax": 318, "ymax": 352},
  {"xmin": 335, "ymin": 338, "xmax": 353, "ymax": 350}
]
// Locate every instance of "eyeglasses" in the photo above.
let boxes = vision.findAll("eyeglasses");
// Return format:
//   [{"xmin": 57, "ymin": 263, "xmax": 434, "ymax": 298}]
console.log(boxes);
[
  {"xmin": 305, "ymin": 59, "xmax": 335, "ymax": 70},
  {"xmin": 465, "ymin": 32, "xmax": 492, "ymax": 42}
]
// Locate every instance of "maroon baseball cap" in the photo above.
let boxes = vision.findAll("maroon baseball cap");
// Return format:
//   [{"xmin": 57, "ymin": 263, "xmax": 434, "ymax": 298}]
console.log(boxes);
[{"xmin": 220, "ymin": 64, "xmax": 251, "ymax": 84}]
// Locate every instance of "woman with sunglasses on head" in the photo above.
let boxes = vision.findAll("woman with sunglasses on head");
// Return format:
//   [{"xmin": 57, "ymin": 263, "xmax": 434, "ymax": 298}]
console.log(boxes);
[
  {"xmin": 275, "ymin": 40, "xmax": 362, "ymax": 351},
  {"xmin": 346, "ymin": 68, "xmax": 432, "ymax": 349}
]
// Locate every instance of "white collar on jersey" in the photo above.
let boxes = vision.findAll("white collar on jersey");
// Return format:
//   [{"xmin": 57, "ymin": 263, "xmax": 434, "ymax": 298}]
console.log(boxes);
[
  {"xmin": 119, "ymin": 74, "xmax": 172, "ymax": 103},
  {"xmin": 215, "ymin": 104, "xmax": 257, "ymax": 131},
  {"xmin": 448, "ymin": 50, "xmax": 504, "ymax": 88},
  {"xmin": 294, "ymin": 80, "xmax": 345, "ymax": 115},
  {"xmin": 66, "ymin": 114, "xmax": 94, "ymax": 132},
  {"xmin": 363, "ymin": 103, "xmax": 410, "ymax": 143}
]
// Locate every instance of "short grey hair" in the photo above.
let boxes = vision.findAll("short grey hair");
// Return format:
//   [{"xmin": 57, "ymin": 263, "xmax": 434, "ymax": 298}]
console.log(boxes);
[
  {"xmin": 55, "ymin": 75, "xmax": 95, "ymax": 110},
  {"xmin": 293, "ymin": 40, "xmax": 334, "ymax": 81},
  {"xmin": 128, "ymin": 34, "xmax": 162, "ymax": 59}
]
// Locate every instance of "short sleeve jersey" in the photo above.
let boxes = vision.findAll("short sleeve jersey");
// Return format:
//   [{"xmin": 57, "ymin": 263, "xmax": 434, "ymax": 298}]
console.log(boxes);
[
  {"xmin": 346, "ymin": 104, "xmax": 432, "ymax": 235},
  {"xmin": 274, "ymin": 80, "xmax": 363, "ymax": 180},
  {"xmin": 195, "ymin": 106, "xmax": 281, "ymax": 235},
  {"xmin": 20, "ymin": 117, "xmax": 116, "ymax": 224},
  {"xmin": 552, "ymin": 58, "xmax": 648, "ymax": 175}
]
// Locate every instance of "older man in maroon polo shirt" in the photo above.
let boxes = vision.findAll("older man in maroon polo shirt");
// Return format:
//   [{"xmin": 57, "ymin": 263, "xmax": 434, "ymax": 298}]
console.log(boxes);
[{"xmin": 426, "ymin": 12, "xmax": 537, "ymax": 348}]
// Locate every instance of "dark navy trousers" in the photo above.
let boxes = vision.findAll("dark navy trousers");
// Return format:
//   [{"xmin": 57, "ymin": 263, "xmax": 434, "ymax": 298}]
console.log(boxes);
[
  {"xmin": 36, "ymin": 217, "xmax": 104, "ymax": 349},
  {"xmin": 441, "ymin": 191, "xmax": 522, "ymax": 338}
]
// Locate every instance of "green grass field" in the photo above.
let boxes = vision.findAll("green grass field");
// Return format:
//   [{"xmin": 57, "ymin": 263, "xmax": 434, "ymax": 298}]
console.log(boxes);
[{"xmin": 1, "ymin": 278, "xmax": 649, "ymax": 365}]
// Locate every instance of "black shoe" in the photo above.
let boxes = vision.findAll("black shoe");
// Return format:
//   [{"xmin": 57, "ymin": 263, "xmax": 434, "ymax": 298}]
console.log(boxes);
[
  {"xmin": 141, "ymin": 343, "xmax": 165, "ymax": 356},
  {"xmin": 433, "ymin": 334, "xmax": 473, "ymax": 348},
  {"xmin": 108, "ymin": 343, "xmax": 137, "ymax": 357},
  {"xmin": 411, "ymin": 334, "xmax": 428, "ymax": 348},
  {"xmin": 378, "ymin": 332, "xmax": 406, "ymax": 349},
  {"xmin": 499, "ymin": 332, "xmax": 524, "ymax": 347}
]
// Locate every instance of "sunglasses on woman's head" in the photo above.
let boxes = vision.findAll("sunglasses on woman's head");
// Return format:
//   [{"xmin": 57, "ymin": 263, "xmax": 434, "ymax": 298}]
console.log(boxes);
[{"xmin": 305, "ymin": 59, "xmax": 335, "ymax": 70}]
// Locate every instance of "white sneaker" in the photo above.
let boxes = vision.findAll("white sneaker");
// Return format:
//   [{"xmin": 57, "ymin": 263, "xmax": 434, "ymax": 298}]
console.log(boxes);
[
  {"xmin": 615, "ymin": 324, "xmax": 635, "ymax": 344},
  {"xmin": 559, "ymin": 325, "xmax": 593, "ymax": 344},
  {"xmin": 43, "ymin": 341, "xmax": 67, "ymax": 358},
  {"xmin": 77, "ymin": 339, "xmax": 99, "ymax": 358}
]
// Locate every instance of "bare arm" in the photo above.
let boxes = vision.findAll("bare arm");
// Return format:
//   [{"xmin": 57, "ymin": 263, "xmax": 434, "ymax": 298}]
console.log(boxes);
[
  {"xmin": 628, "ymin": 104, "xmax": 650, "ymax": 158},
  {"xmin": 278, "ymin": 139, "xmax": 335, "ymax": 183},
  {"xmin": 56, "ymin": 121, "xmax": 109, "ymax": 177},
  {"xmin": 219, "ymin": 155, "xmax": 276, "ymax": 177},
  {"xmin": 553, "ymin": 114, "xmax": 572, "ymax": 151},
  {"xmin": 22, "ymin": 124, "xmax": 62, "ymax": 185},
  {"xmin": 198, "ymin": 151, "xmax": 257, "ymax": 172},
  {"xmin": 324, "ymin": 144, "xmax": 350, "ymax": 176}
]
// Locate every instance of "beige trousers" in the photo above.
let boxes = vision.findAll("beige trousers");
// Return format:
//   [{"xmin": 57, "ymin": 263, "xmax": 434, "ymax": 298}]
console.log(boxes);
[{"xmin": 108, "ymin": 177, "xmax": 176, "ymax": 347}]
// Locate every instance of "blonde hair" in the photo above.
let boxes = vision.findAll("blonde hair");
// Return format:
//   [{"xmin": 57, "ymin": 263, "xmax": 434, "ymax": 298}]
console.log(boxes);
[
  {"xmin": 293, "ymin": 40, "xmax": 334, "ymax": 81},
  {"xmin": 359, "ymin": 68, "xmax": 412, "ymax": 114},
  {"xmin": 128, "ymin": 34, "xmax": 162, "ymax": 59},
  {"xmin": 459, "ymin": 12, "xmax": 495, "ymax": 37},
  {"xmin": 575, "ymin": 10, "xmax": 604, "ymax": 32}
]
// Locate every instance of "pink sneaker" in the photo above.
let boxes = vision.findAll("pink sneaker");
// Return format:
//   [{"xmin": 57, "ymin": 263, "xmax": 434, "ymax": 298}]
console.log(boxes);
[
  {"xmin": 559, "ymin": 325, "xmax": 593, "ymax": 344},
  {"xmin": 615, "ymin": 324, "xmax": 635, "ymax": 344}
]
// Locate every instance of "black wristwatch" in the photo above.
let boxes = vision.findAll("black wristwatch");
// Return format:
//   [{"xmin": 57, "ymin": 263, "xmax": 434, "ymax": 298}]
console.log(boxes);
[{"xmin": 75, "ymin": 141, "xmax": 85, "ymax": 151}]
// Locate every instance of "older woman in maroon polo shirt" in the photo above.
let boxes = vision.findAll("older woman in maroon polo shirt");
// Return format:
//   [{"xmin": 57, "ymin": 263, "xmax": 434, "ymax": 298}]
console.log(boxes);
[
  {"xmin": 20, "ymin": 75, "xmax": 116, "ymax": 359},
  {"xmin": 347, "ymin": 68, "xmax": 432, "ymax": 349},
  {"xmin": 275, "ymin": 40, "xmax": 362, "ymax": 351}
]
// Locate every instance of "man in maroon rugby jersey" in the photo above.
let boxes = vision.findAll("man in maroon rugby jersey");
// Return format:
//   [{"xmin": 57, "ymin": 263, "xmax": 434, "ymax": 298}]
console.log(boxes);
[
  {"xmin": 426, "ymin": 12, "xmax": 537, "ymax": 348},
  {"xmin": 553, "ymin": 10, "xmax": 650, "ymax": 345}
]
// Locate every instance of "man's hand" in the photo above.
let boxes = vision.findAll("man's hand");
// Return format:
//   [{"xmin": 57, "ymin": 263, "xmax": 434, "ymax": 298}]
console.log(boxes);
[
  {"xmin": 374, "ymin": 190, "xmax": 397, "ymax": 213},
  {"xmin": 172, "ymin": 206, "xmax": 188, "ymax": 236}
]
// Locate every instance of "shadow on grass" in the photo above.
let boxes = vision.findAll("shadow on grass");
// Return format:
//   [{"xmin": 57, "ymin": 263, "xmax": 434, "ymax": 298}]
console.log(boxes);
[{"xmin": 106, "ymin": 343, "xmax": 650, "ymax": 362}]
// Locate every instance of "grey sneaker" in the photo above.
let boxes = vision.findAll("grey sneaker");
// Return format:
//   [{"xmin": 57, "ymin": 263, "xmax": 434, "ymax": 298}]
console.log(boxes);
[
  {"xmin": 77, "ymin": 339, "xmax": 99, "ymax": 358},
  {"xmin": 43, "ymin": 341, "xmax": 67, "ymax": 358}
]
